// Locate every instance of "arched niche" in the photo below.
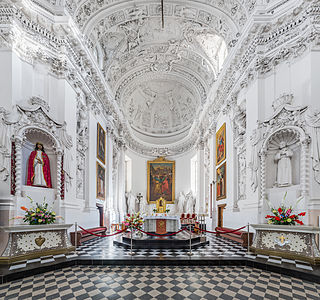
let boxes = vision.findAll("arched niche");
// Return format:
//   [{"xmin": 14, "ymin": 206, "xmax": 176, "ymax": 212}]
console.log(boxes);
[
  {"xmin": 21, "ymin": 127, "xmax": 59, "ymax": 189},
  {"xmin": 260, "ymin": 125, "xmax": 309, "ymax": 219},
  {"xmin": 264, "ymin": 128, "xmax": 301, "ymax": 189}
]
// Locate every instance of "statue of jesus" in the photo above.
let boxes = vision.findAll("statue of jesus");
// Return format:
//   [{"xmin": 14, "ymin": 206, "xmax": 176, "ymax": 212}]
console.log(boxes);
[
  {"xmin": 274, "ymin": 142, "xmax": 293, "ymax": 187},
  {"xmin": 27, "ymin": 142, "xmax": 52, "ymax": 188}
]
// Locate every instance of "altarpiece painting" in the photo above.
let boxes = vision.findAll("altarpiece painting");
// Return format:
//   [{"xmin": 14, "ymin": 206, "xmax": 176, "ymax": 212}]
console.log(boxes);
[
  {"xmin": 216, "ymin": 162, "xmax": 226, "ymax": 200},
  {"xmin": 97, "ymin": 123, "xmax": 106, "ymax": 164},
  {"xmin": 147, "ymin": 157, "xmax": 175, "ymax": 204},
  {"xmin": 216, "ymin": 123, "xmax": 226, "ymax": 165},
  {"xmin": 96, "ymin": 162, "xmax": 105, "ymax": 200}
]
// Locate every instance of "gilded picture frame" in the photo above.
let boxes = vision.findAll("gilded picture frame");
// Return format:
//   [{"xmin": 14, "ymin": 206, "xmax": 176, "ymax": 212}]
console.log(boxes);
[
  {"xmin": 216, "ymin": 162, "xmax": 226, "ymax": 201},
  {"xmin": 147, "ymin": 157, "xmax": 175, "ymax": 204},
  {"xmin": 97, "ymin": 123, "xmax": 106, "ymax": 164},
  {"xmin": 96, "ymin": 162, "xmax": 105, "ymax": 200},
  {"xmin": 216, "ymin": 123, "xmax": 226, "ymax": 165}
]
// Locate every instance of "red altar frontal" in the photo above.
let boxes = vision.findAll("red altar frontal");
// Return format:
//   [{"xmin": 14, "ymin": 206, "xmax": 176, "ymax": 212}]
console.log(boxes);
[{"xmin": 156, "ymin": 219, "xmax": 167, "ymax": 234}]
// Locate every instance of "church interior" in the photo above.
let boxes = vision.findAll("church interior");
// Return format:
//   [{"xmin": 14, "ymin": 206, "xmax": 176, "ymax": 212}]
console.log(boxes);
[{"xmin": 1, "ymin": 0, "xmax": 320, "ymax": 299}]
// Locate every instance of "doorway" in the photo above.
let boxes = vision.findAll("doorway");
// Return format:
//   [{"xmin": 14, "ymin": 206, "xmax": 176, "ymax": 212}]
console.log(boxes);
[
  {"xmin": 217, "ymin": 204, "xmax": 226, "ymax": 227},
  {"xmin": 96, "ymin": 204, "xmax": 104, "ymax": 227}
]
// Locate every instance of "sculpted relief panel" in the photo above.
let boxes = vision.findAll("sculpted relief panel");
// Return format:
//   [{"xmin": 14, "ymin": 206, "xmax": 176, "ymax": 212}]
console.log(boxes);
[{"xmin": 124, "ymin": 79, "xmax": 199, "ymax": 137}]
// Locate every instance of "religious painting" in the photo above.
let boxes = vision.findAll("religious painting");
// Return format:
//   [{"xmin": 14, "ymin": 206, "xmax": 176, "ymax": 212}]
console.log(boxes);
[
  {"xmin": 216, "ymin": 162, "xmax": 226, "ymax": 200},
  {"xmin": 216, "ymin": 123, "xmax": 226, "ymax": 165},
  {"xmin": 96, "ymin": 162, "xmax": 105, "ymax": 200},
  {"xmin": 147, "ymin": 157, "xmax": 175, "ymax": 204},
  {"xmin": 97, "ymin": 123, "xmax": 106, "ymax": 164}
]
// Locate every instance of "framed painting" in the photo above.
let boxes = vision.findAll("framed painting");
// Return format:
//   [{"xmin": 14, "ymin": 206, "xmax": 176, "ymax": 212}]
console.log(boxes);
[
  {"xmin": 96, "ymin": 162, "xmax": 105, "ymax": 200},
  {"xmin": 216, "ymin": 123, "xmax": 226, "ymax": 165},
  {"xmin": 216, "ymin": 162, "xmax": 226, "ymax": 200},
  {"xmin": 147, "ymin": 157, "xmax": 175, "ymax": 204},
  {"xmin": 97, "ymin": 123, "xmax": 106, "ymax": 164}
]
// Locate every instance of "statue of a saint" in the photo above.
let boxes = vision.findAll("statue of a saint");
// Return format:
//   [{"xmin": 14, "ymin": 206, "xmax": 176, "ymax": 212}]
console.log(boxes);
[
  {"xmin": 274, "ymin": 142, "xmax": 293, "ymax": 187},
  {"xmin": 27, "ymin": 142, "xmax": 52, "ymax": 188},
  {"xmin": 126, "ymin": 192, "xmax": 136, "ymax": 214},
  {"xmin": 177, "ymin": 192, "xmax": 185, "ymax": 214}
]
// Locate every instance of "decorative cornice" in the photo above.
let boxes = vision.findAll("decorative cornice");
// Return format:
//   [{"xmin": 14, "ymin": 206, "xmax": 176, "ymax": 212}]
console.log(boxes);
[{"xmin": 0, "ymin": 0, "xmax": 319, "ymax": 156}]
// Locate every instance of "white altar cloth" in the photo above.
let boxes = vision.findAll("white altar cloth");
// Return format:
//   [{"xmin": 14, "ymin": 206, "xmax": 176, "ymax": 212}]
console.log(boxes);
[{"xmin": 144, "ymin": 216, "xmax": 181, "ymax": 232}]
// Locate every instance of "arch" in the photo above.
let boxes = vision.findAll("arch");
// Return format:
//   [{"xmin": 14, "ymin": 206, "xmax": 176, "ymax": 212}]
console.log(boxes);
[
  {"xmin": 261, "ymin": 125, "xmax": 308, "ymax": 154},
  {"xmin": 18, "ymin": 126, "xmax": 63, "ymax": 152},
  {"xmin": 259, "ymin": 125, "xmax": 310, "ymax": 223}
]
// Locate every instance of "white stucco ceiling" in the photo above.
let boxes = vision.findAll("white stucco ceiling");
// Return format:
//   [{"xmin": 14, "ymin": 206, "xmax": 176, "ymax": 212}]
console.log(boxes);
[{"xmin": 66, "ymin": 0, "xmax": 253, "ymax": 148}]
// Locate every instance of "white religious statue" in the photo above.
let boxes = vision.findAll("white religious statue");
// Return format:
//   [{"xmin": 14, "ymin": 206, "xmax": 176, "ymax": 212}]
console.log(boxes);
[
  {"xmin": 138, "ymin": 194, "xmax": 149, "ymax": 215},
  {"xmin": 177, "ymin": 192, "xmax": 186, "ymax": 214},
  {"xmin": 185, "ymin": 191, "xmax": 194, "ymax": 213},
  {"xmin": 274, "ymin": 141, "xmax": 293, "ymax": 187},
  {"xmin": 126, "ymin": 191, "xmax": 136, "ymax": 214}
]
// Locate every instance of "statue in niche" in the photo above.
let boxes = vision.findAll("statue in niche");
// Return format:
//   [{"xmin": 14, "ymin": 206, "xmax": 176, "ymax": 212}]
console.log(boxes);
[
  {"xmin": 27, "ymin": 142, "xmax": 52, "ymax": 188},
  {"xmin": 274, "ymin": 141, "xmax": 293, "ymax": 187}
]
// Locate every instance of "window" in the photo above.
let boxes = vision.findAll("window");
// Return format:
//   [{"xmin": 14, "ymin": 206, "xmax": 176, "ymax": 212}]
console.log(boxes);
[{"xmin": 191, "ymin": 154, "xmax": 198, "ymax": 196}]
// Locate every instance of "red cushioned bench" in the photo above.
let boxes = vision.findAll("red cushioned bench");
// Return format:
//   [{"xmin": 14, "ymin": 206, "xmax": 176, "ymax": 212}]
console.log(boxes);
[
  {"xmin": 70, "ymin": 227, "xmax": 107, "ymax": 246},
  {"xmin": 215, "ymin": 227, "xmax": 253, "ymax": 247}
]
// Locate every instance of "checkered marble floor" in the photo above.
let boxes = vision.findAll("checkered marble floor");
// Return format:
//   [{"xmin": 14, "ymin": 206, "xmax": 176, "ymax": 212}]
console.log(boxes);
[
  {"xmin": 1, "ymin": 265, "xmax": 319, "ymax": 300},
  {"xmin": 2, "ymin": 234, "xmax": 315, "ymax": 277},
  {"xmin": 75, "ymin": 235, "xmax": 315, "ymax": 272}
]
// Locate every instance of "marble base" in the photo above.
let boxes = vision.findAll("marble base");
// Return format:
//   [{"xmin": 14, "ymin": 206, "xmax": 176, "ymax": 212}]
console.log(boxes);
[
  {"xmin": 114, "ymin": 232, "xmax": 208, "ymax": 249},
  {"xmin": 0, "ymin": 224, "xmax": 75, "ymax": 264}
]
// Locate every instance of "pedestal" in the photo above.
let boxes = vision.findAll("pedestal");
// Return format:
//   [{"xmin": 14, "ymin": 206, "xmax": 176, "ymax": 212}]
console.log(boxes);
[
  {"xmin": 250, "ymin": 224, "xmax": 320, "ymax": 264},
  {"xmin": 0, "ymin": 224, "xmax": 74, "ymax": 264}
]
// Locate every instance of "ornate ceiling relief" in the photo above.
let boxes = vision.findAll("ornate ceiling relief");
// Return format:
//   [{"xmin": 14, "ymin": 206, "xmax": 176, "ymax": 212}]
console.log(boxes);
[
  {"xmin": 77, "ymin": 2, "xmax": 238, "ymax": 152},
  {"xmin": 4, "ymin": 0, "xmax": 318, "ymax": 157},
  {"xmin": 199, "ymin": 0, "xmax": 320, "ymax": 139}
]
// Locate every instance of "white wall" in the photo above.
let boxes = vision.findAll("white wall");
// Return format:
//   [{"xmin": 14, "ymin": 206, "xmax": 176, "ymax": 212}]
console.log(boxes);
[{"xmin": 208, "ymin": 49, "xmax": 320, "ymax": 229}]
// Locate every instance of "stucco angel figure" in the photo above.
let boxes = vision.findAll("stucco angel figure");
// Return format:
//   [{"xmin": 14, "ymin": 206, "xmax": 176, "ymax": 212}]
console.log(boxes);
[
  {"xmin": 274, "ymin": 141, "xmax": 293, "ymax": 187},
  {"xmin": 126, "ymin": 191, "xmax": 136, "ymax": 214},
  {"xmin": 139, "ymin": 198, "xmax": 149, "ymax": 214},
  {"xmin": 185, "ymin": 191, "xmax": 194, "ymax": 213},
  {"xmin": 177, "ymin": 192, "xmax": 186, "ymax": 214},
  {"xmin": 27, "ymin": 142, "xmax": 52, "ymax": 188}
]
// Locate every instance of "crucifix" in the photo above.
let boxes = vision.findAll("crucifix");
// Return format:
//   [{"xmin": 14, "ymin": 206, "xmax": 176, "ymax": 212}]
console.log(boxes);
[{"xmin": 161, "ymin": 0, "xmax": 164, "ymax": 28}]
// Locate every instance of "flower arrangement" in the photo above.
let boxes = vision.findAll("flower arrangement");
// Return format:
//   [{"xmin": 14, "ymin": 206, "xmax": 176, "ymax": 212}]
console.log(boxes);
[
  {"xmin": 122, "ymin": 212, "xmax": 144, "ymax": 230},
  {"xmin": 13, "ymin": 196, "xmax": 63, "ymax": 225},
  {"xmin": 265, "ymin": 192, "xmax": 306, "ymax": 225}
]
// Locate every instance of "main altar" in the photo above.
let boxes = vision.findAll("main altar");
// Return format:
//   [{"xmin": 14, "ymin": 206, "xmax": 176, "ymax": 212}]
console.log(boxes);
[{"xmin": 144, "ymin": 216, "xmax": 181, "ymax": 234}]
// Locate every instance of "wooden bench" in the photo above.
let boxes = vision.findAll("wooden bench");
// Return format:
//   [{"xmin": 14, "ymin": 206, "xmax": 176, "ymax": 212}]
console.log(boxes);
[
  {"xmin": 70, "ymin": 226, "xmax": 107, "ymax": 246},
  {"xmin": 215, "ymin": 227, "xmax": 253, "ymax": 247}
]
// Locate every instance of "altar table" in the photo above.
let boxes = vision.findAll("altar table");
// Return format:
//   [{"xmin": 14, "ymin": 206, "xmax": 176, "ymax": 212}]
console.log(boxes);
[
  {"xmin": 144, "ymin": 216, "xmax": 181, "ymax": 234},
  {"xmin": 250, "ymin": 224, "xmax": 320, "ymax": 264},
  {"xmin": 0, "ymin": 224, "xmax": 74, "ymax": 264}
]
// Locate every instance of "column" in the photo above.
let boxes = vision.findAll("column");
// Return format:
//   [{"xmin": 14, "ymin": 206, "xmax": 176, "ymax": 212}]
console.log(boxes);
[
  {"xmin": 56, "ymin": 150, "xmax": 62, "ymax": 201},
  {"xmin": 196, "ymin": 142, "xmax": 205, "ymax": 214},
  {"xmin": 211, "ymin": 132, "xmax": 217, "ymax": 229},
  {"xmin": 117, "ymin": 143, "xmax": 126, "ymax": 219},
  {"xmin": 301, "ymin": 138, "xmax": 310, "ymax": 197},
  {"xmin": 14, "ymin": 138, "xmax": 23, "ymax": 197},
  {"xmin": 259, "ymin": 150, "xmax": 266, "ymax": 223}
]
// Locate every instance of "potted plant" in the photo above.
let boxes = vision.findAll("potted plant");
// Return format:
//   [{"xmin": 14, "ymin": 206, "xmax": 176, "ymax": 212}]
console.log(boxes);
[
  {"xmin": 12, "ymin": 196, "xmax": 63, "ymax": 225},
  {"xmin": 265, "ymin": 192, "xmax": 306, "ymax": 225}
]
